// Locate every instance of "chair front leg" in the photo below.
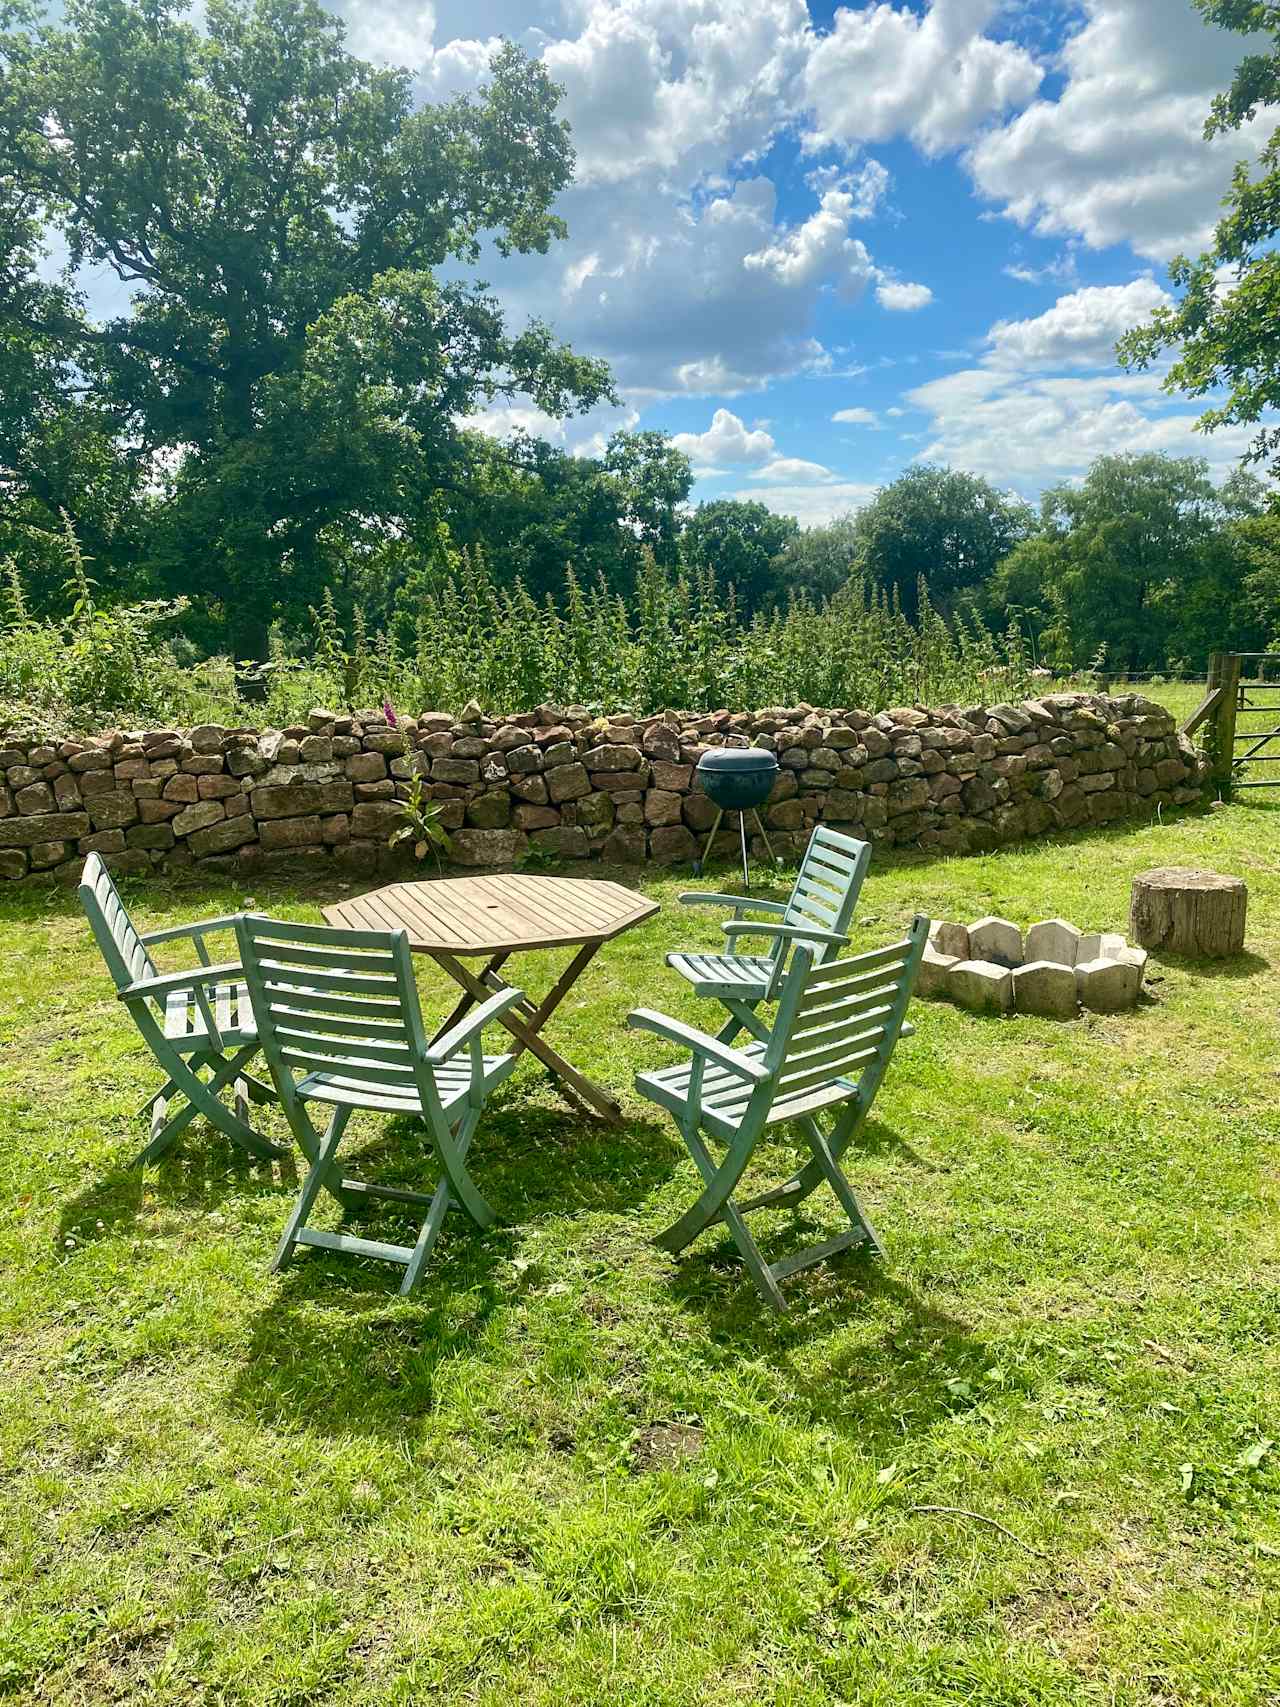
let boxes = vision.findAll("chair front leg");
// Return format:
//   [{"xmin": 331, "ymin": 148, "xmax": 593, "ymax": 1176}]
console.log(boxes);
[
  {"xmin": 272, "ymin": 1106, "xmax": 351, "ymax": 1274},
  {"xmin": 398, "ymin": 1104, "xmax": 485, "ymax": 1294},
  {"xmin": 654, "ymin": 1112, "xmax": 760, "ymax": 1256},
  {"xmin": 129, "ymin": 1003, "xmax": 284, "ymax": 1162},
  {"xmin": 132, "ymin": 1043, "xmax": 276, "ymax": 1167}
]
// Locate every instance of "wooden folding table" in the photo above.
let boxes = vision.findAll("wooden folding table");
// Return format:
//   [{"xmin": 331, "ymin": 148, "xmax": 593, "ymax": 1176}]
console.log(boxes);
[{"xmin": 322, "ymin": 874, "xmax": 659, "ymax": 1122}]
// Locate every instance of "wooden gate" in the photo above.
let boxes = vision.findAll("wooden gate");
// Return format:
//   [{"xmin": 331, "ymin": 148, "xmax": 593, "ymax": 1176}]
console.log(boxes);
[{"xmin": 1183, "ymin": 652, "xmax": 1280, "ymax": 791}]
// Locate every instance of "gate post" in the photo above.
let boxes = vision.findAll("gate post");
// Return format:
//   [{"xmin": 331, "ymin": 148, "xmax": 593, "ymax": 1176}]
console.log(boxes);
[{"xmin": 1210, "ymin": 653, "xmax": 1241, "ymax": 792}]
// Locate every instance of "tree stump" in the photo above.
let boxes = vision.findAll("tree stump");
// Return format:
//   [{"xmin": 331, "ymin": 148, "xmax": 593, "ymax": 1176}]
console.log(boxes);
[{"xmin": 1129, "ymin": 868, "xmax": 1248, "ymax": 958}]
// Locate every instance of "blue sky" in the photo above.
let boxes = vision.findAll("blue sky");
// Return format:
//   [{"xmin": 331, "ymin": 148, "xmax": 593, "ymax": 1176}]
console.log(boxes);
[
  {"xmin": 58, "ymin": 0, "xmax": 1273, "ymax": 520},
  {"xmin": 349, "ymin": 0, "xmax": 1266, "ymax": 522}
]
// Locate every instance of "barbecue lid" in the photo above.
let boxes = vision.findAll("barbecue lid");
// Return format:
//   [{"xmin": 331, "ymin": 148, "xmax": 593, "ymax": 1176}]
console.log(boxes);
[{"xmin": 695, "ymin": 746, "xmax": 779, "ymax": 774}]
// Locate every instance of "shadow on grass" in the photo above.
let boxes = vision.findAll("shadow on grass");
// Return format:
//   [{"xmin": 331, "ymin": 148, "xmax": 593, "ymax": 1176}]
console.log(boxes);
[
  {"xmin": 56, "ymin": 1126, "xmax": 299, "ymax": 1247},
  {"xmin": 220, "ymin": 1097, "xmax": 681, "ymax": 1437}
]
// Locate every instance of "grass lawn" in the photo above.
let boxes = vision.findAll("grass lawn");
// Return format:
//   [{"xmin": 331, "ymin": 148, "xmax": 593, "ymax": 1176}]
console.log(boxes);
[{"xmin": 3, "ymin": 798, "xmax": 1280, "ymax": 1705}]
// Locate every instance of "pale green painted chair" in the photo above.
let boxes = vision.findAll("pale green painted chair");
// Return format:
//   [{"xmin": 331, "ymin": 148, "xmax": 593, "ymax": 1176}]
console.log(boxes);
[
  {"xmin": 667, "ymin": 826, "xmax": 873, "ymax": 1042},
  {"xmin": 78, "ymin": 853, "xmax": 282, "ymax": 1166},
  {"xmin": 630, "ymin": 915, "xmax": 928, "ymax": 1311},
  {"xmin": 235, "ymin": 914, "xmax": 523, "ymax": 1294}
]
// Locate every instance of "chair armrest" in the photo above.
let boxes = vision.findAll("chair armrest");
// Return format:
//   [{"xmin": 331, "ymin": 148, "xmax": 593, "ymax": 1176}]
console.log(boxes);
[
  {"xmin": 627, "ymin": 1008, "xmax": 770, "ymax": 1082},
  {"xmin": 678, "ymin": 892, "xmax": 788, "ymax": 916},
  {"xmin": 117, "ymin": 961, "xmax": 243, "ymax": 1003},
  {"xmin": 426, "ymin": 987, "xmax": 525, "ymax": 1063},
  {"xmin": 722, "ymin": 921, "xmax": 849, "ymax": 948},
  {"xmin": 140, "ymin": 914, "xmax": 242, "ymax": 946}
]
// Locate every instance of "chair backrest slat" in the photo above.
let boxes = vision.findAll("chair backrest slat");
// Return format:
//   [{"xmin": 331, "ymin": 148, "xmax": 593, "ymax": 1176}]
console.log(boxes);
[
  {"xmin": 78, "ymin": 854, "xmax": 158, "ymax": 993},
  {"xmin": 237, "ymin": 914, "xmax": 434, "ymax": 1106},
  {"xmin": 772, "ymin": 828, "xmax": 872, "ymax": 976},
  {"xmin": 763, "ymin": 916, "xmax": 929, "ymax": 1098}
]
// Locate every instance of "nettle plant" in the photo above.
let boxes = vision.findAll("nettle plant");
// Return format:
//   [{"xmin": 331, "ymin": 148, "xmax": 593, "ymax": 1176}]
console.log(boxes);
[{"xmin": 384, "ymin": 706, "xmax": 452, "ymax": 869}]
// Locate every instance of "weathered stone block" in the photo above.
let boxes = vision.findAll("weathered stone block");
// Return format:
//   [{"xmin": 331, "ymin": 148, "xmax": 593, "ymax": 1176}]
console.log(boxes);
[
  {"xmin": 649, "ymin": 824, "xmax": 697, "ymax": 864},
  {"xmin": 506, "ymin": 744, "xmax": 544, "ymax": 775},
  {"xmin": 1076, "ymin": 956, "xmax": 1141, "ymax": 1013},
  {"xmin": 0, "ymin": 848, "xmax": 28, "ymax": 878},
  {"xmin": 530, "ymin": 826, "xmax": 590, "ymax": 859},
  {"xmin": 198, "ymin": 773, "xmax": 243, "ymax": 800},
  {"xmin": 432, "ymin": 757, "xmax": 480, "ymax": 786},
  {"xmin": 1024, "ymin": 918, "xmax": 1081, "ymax": 966},
  {"xmin": 15, "ymin": 781, "xmax": 56, "ymax": 815},
  {"xmin": 466, "ymin": 792, "xmax": 512, "ymax": 829},
  {"xmin": 78, "ymin": 829, "xmax": 127, "ymax": 855},
  {"xmin": 448, "ymin": 828, "xmax": 527, "ymax": 867},
  {"xmin": 510, "ymin": 773, "xmax": 549, "ymax": 804},
  {"xmin": 602, "ymin": 826, "xmax": 647, "ymax": 862},
  {"xmin": 259, "ymin": 814, "xmax": 323, "ymax": 850},
  {"xmin": 644, "ymin": 788, "xmax": 683, "ymax": 827},
  {"xmin": 163, "ymin": 773, "xmax": 200, "ymax": 803},
  {"xmin": 137, "ymin": 797, "xmax": 182, "ymax": 824},
  {"xmin": 577, "ymin": 792, "xmax": 615, "ymax": 831},
  {"xmin": 582, "ymin": 743, "xmax": 642, "ymax": 771},
  {"xmin": 650, "ymin": 761, "xmax": 692, "ymax": 792},
  {"xmin": 186, "ymin": 815, "xmax": 259, "ymax": 858},
  {"xmin": 681, "ymin": 793, "xmax": 717, "ymax": 832},
  {"xmin": 126, "ymin": 822, "xmax": 175, "ymax": 851},
  {"xmin": 968, "ymin": 916, "xmax": 1022, "ymax": 968},
  {"xmin": 86, "ymin": 791, "xmax": 140, "ymax": 831},
  {"xmin": 1012, "ymin": 960, "xmax": 1078, "ymax": 1018},
  {"xmin": 546, "ymin": 762, "xmax": 590, "ymax": 804},
  {"xmin": 350, "ymin": 801, "xmax": 403, "ymax": 840},
  {"xmin": 916, "ymin": 943, "xmax": 959, "ymax": 998},
  {"xmin": 929, "ymin": 920, "xmax": 971, "ymax": 959},
  {"xmin": 949, "ymin": 959, "xmax": 1013, "ymax": 1013},
  {"xmin": 171, "ymin": 799, "xmax": 226, "ymax": 837},
  {"xmin": 513, "ymin": 803, "xmax": 560, "ymax": 830},
  {"xmin": 67, "ymin": 749, "xmax": 111, "ymax": 773},
  {"xmin": 250, "ymin": 781, "xmax": 354, "ymax": 819}
]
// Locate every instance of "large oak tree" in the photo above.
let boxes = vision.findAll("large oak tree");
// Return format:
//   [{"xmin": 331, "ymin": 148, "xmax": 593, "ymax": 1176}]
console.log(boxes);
[{"xmin": 0, "ymin": 0, "xmax": 613, "ymax": 652}]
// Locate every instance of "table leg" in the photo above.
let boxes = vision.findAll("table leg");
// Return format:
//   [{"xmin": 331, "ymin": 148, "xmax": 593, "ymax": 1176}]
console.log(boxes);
[
  {"xmin": 430, "ymin": 945, "xmax": 623, "ymax": 1124},
  {"xmin": 429, "ymin": 952, "xmax": 511, "ymax": 1045}
]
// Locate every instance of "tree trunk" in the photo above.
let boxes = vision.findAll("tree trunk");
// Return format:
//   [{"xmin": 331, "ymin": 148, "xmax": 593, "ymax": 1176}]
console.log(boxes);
[{"xmin": 1129, "ymin": 868, "xmax": 1247, "ymax": 958}]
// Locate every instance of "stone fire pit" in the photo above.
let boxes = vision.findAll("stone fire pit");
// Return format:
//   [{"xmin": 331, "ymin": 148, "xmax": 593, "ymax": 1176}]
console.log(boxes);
[{"xmin": 918, "ymin": 916, "xmax": 1148, "ymax": 1017}]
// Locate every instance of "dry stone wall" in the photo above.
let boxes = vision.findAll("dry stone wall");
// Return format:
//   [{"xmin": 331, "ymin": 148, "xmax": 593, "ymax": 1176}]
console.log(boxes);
[{"xmin": 0, "ymin": 692, "xmax": 1205, "ymax": 883}]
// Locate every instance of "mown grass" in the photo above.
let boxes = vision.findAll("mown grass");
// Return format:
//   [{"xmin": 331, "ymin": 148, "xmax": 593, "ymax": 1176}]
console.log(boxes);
[{"xmin": 3, "ymin": 798, "xmax": 1280, "ymax": 1705}]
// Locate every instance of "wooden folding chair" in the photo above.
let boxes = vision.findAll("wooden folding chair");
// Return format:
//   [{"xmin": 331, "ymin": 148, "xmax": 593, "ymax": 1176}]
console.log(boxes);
[
  {"xmin": 631, "ymin": 915, "xmax": 928, "ymax": 1311},
  {"xmin": 667, "ymin": 827, "xmax": 872, "ymax": 1042},
  {"xmin": 78, "ymin": 854, "xmax": 281, "ymax": 1166},
  {"xmin": 236, "ymin": 914, "xmax": 523, "ymax": 1294}
]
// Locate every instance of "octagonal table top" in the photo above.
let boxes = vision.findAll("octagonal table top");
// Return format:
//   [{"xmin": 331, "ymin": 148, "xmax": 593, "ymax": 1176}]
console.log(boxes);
[{"xmin": 322, "ymin": 873, "xmax": 660, "ymax": 956}]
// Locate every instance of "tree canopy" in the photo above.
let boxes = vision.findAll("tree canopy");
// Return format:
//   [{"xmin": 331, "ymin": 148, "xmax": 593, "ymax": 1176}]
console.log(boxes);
[
  {"xmin": 849, "ymin": 466, "xmax": 1032, "ymax": 619},
  {"xmin": 1118, "ymin": 0, "xmax": 1280, "ymax": 477},
  {"xmin": 0, "ymin": 0, "xmax": 613, "ymax": 651}
]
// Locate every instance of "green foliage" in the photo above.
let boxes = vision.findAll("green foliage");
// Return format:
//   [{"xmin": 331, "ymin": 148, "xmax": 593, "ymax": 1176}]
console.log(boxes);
[
  {"xmin": 851, "ymin": 465, "xmax": 1034, "ymax": 619},
  {"xmin": 0, "ymin": 522, "xmax": 193, "ymax": 728},
  {"xmin": 1117, "ymin": 0, "xmax": 1280, "ymax": 476},
  {"xmin": 681, "ymin": 498, "xmax": 800, "ymax": 611},
  {"xmin": 388, "ymin": 766, "xmax": 452, "ymax": 871},
  {"xmin": 0, "ymin": 0, "xmax": 612, "ymax": 654},
  {"xmin": 983, "ymin": 453, "xmax": 1266, "ymax": 671}
]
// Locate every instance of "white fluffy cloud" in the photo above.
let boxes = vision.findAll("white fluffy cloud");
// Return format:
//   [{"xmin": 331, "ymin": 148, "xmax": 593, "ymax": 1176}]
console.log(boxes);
[
  {"xmin": 803, "ymin": 0, "xmax": 1043, "ymax": 157},
  {"xmin": 747, "ymin": 479, "xmax": 878, "ymax": 525},
  {"xmin": 876, "ymin": 279, "xmax": 933, "ymax": 311},
  {"xmin": 832, "ymin": 407, "xmax": 878, "ymax": 426},
  {"xmin": 752, "ymin": 456, "xmax": 837, "ymax": 484},
  {"xmin": 903, "ymin": 277, "xmax": 1258, "ymax": 489},
  {"xmin": 743, "ymin": 188, "xmax": 877, "ymax": 297},
  {"xmin": 969, "ymin": 0, "xmax": 1272, "ymax": 260},
  {"xmin": 907, "ymin": 363, "xmax": 1257, "ymax": 485},
  {"xmin": 983, "ymin": 278, "xmax": 1171, "ymax": 369},
  {"xmin": 671, "ymin": 407, "xmax": 776, "ymax": 469}
]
